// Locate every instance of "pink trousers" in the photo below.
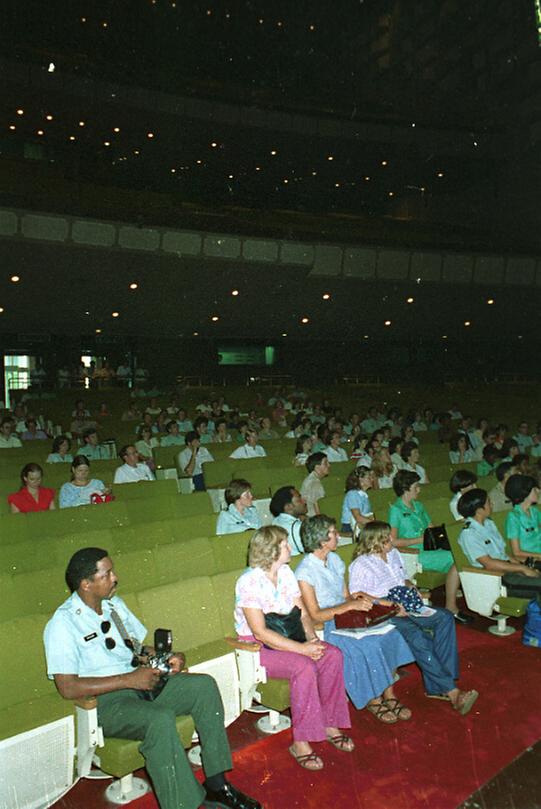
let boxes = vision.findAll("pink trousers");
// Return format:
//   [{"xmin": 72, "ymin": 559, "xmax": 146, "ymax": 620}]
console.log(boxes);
[{"xmin": 259, "ymin": 642, "xmax": 351, "ymax": 742}]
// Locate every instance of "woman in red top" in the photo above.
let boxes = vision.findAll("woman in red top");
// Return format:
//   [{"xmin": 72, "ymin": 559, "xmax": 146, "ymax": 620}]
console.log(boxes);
[{"xmin": 8, "ymin": 463, "xmax": 56, "ymax": 514}]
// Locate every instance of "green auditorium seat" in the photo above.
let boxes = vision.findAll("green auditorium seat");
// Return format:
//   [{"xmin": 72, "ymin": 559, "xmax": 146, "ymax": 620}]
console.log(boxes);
[
  {"xmin": 172, "ymin": 492, "xmax": 214, "ymax": 517},
  {"xmin": 113, "ymin": 479, "xmax": 178, "ymax": 500},
  {"xmin": 210, "ymin": 530, "xmax": 254, "ymax": 572},
  {"xmin": 153, "ymin": 537, "xmax": 217, "ymax": 583}
]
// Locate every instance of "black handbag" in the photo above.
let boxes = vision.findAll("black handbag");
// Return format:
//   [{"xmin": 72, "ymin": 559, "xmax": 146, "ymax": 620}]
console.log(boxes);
[
  {"xmin": 264, "ymin": 606, "xmax": 306, "ymax": 644},
  {"xmin": 423, "ymin": 524, "xmax": 450, "ymax": 551}
]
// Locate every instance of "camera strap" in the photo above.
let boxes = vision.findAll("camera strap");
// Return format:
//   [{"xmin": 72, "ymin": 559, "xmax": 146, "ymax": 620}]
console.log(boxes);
[{"xmin": 108, "ymin": 605, "xmax": 142, "ymax": 656}]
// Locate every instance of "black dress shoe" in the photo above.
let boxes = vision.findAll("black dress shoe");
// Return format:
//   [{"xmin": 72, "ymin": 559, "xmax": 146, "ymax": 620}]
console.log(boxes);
[
  {"xmin": 204, "ymin": 782, "xmax": 262, "ymax": 809},
  {"xmin": 453, "ymin": 610, "xmax": 474, "ymax": 625}
]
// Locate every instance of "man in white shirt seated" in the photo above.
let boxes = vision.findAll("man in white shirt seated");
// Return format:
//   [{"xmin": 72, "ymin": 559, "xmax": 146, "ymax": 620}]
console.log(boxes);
[
  {"xmin": 270, "ymin": 486, "xmax": 307, "ymax": 555},
  {"xmin": 177, "ymin": 431, "xmax": 214, "ymax": 491},
  {"xmin": 0, "ymin": 417, "xmax": 22, "ymax": 448},
  {"xmin": 113, "ymin": 445, "xmax": 155, "ymax": 484},
  {"xmin": 229, "ymin": 430, "xmax": 267, "ymax": 459}
]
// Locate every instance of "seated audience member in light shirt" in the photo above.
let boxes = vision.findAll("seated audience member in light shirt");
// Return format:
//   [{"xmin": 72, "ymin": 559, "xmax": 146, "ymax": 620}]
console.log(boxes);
[
  {"xmin": 178, "ymin": 431, "xmax": 214, "ymax": 492},
  {"xmin": 229, "ymin": 429, "xmax": 267, "ymax": 459},
  {"xmin": 300, "ymin": 452, "xmax": 330, "ymax": 517},
  {"xmin": 216, "ymin": 479, "xmax": 262, "ymax": 535},
  {"xmin": 324, "ymin": 432, "xmax": 349, "ymax": 463},
  {"xmin": 160, "ymin": 420, "xmax": 185, "ymax": 447},
  {"xmin": 449, "ymin": 469, "xmax": 478, "ymax": 521},
  {"xmin": 270, "ymin": 485, "xmax": 308, "ymax": 555},
  {"xmin": 0, "ymin": 417, "xmax": 22, "ymax": 448},
  {"xmin": 59, "ymin": 456, "xmax": 109, "ymax": 508},
  {"xmin": 113, "ymin": 445, "xmax": 155, "ymax": 484},
  {"xmin": 488, "ymin": 462, "xmax": 517, "ymax": 514},
  {"xmin": 47, "ymin": 435, "xmax": 74, "ymax": 464}
]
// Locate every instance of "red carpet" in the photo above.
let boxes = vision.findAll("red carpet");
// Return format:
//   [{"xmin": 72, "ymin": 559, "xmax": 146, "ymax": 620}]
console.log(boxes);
[{"xmin": 134, "ymin": 628, "xmax": 541, "ymax": 809}]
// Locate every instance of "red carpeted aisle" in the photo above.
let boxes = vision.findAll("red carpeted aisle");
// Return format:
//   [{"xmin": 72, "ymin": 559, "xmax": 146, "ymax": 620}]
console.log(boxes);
[{"xmin": 135, "ymin": 628, "xmax": 541, "ymax": 809}]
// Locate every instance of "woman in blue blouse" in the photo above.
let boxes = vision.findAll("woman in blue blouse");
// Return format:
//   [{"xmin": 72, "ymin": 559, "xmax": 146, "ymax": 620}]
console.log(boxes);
[
  {"xmin": 46, "ymin": 435, "xmax": 73, "ymax": 464},
  {"xmin": 296, "ymin": 515, "xmax": 415, "ymax": 724},
  {"xmin": 216, "ymin": 478, "xmax": 262, "ymax": 535},
  {"xmin": 340, "ymin": 468, "xmax": 374, "ymax": 533},
  {"xmin": 505, "ymin": 475, "xmax": 541, "ymax": 561},
  {"xmin": 59, "ymin": 455, "xmax": 108, "ymax": 508}
]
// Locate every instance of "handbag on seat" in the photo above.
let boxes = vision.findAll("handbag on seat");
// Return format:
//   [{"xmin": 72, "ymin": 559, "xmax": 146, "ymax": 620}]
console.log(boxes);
[{"xmin": 423, "ymin": 524, "xmax": 450, "ymax": 551}]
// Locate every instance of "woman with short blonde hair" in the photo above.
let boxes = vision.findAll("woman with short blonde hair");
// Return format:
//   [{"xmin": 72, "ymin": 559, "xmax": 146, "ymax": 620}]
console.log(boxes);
[{"xmin": 235, "ymin": 526, "xmax": 352, "ymax": 771}]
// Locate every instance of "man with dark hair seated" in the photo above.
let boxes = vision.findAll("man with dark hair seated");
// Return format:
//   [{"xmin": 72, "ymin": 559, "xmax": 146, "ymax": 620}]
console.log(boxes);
[
  {"xmin": 458, "ymin": 488, "xmax": 541, "ymax": 598},
  {"xmin": 300, "ymin": 452, "xmax": 330, "ymax": 517},
  {"xmin": 487, "ymin": 461, "xmax": 518, "ymax": 513},
  {"xmin": 178, "ymin": 431, "xmax": 214, "ymax": 491},
  {"xmin": 79, "ymin": 427, "xmax": 109, "ymax": 460},
  {"xmin": 269, "ymin": 486, "xmax": 308, "ymax": 555},
  {"xmin": 44, "ymin": 548, "xmax": 261, "ymax": 809}
]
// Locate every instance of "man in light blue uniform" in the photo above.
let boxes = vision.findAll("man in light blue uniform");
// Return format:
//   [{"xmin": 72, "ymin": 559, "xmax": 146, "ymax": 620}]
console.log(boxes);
[
  {"xmin": 269, "ymin": 486, "xmax": 307, "ymax": 555},
  {"xmin": 458, "ymin": 488, "xmax": 541, "ymax": 598},
  {"xmin": 79, "ymin": 428, "xmax": 110, "ymax": 460},
  {"xmin": 43, "ymin": 547, "xmax": 260, "ymax": 809}
]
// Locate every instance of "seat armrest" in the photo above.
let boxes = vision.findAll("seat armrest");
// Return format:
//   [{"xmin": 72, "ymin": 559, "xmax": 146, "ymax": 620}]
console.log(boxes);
[
  {"xmin": 462, "ymin": 566, "xmax": 502, "ymax": 577},
  {"xmin": 74, "ymin": 697, "xmax": 97, "ymax": 710},
  {"xmin": 401, "ymin": 548, "xmax": 420, "ymax": 555},
  {"xmin": 225, "ymin": 636, "xmax": 261, "ymax": 652}
]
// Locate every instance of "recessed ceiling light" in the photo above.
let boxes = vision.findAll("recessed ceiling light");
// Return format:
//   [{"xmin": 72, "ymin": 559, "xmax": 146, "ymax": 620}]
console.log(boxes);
[
  {"xmin": 10, "ymin": 275, "xmax": 19, "ymax": 283},
  {"xmin": 0, "ymin": 307, "xmax": 4, "ymax": 313},
  {"xmin": 301, "ymin": 317, "xmax": 309, "ymax": 324},
  {"xmin": 129, "ymin": 282, "xmax": 138, "ymax": 290},
  {"xmin": 384, "ymin": 320, "xmax": 392, "ymax": 326},
  {"xmin": 79, "ymin": 121, "xmax": 85, "ymax": 126},
  {"xmin": 171, "ymin": 168, "xmax": 176, "ymax": 173},
  {"xmin": 211, "ymin": 141, "xmax": 217, "ymax": 147},
  {"xmin": 322, "ymin": 293, "xmax": 331, "ymax": 300},
  {"xmin": 69, "ymin": 135, "xmax": 76, "ymax": 141},
  {"xmin": 464, "ymin": 320, "xmax": 471, "ymax": 326},
  {"xmin": 112, "ymin": 311, "xmax": 119, "ymax": 318},
  {"xmin": 442, "ymin": 335, "xmax": 448, "ymax": 339},
  {"xmin": 231, "ymin": 289, "xmax": 239, "ymax": 296},
  {"xmin": 381, "ymin": 160, "xmax": 388, "ymax": 166},
  {"xmin": 283, "ymin": 179, "xmax": 288, "ymax": 184},
  {"xmin": 45, "ymin": 114, "xmax": 53, "ymax": 121},
  {"xmin": 36, "ymin": 130, "xmax": 44, "ymax": 136},
  {"xmin": 487, "ymin": 298, "xmax": 494, "ymax": 305},
  {"xmin": 147, "ymin": 132, "xmax": 154, "ymax": 138},
  {"xmin": 8, "ymin": 125, "xmax": 15, "ymax": 131},
  {"xmin": 16, "ymin": 109, "xmax": 24, "ymax": 116},
  {"xmin": 113, "ymin": 127, "xmax": 120, "ymax": 133},
  {"xmin": 309, "ymin": 24, "xmax": 315, "ymax": 30},
  {"xmin": 255, "ymin": 166, "xmax": 261, "ymax": 171},
  {"xmin": 335, "ymin": 182, "xmax": 340, "ymax": 188},
  {"xmin": 281, "ymin": 332, "xmax": 287, "ymax": 336},
  {"xmin": 104, "ymin": 141, "xmax": 111, "ymax": 146},
  {"xmin": 406, "ymin": 297, "xmax": 414, "ymax": 303},
  {"xmin": 388, "ymin": 191, "xmax": 394, "ymax": 197},
  {"xmin": 437, "ymin": 171, "xmax": 444, "ymax": 177},
  {"xmin": 228, "ymin": 174, "xmax": 234, "ymax": 179},
  {"xmin": 95, "ymin": 328, "xmax": 102, "ymax": 334},
  {"xmin": 312, "ymin": 171, "xmax": 317, "ymax": 176},
  {"xmin": 518, "ymin": 335, "xmax": 523, "ymax": 339},
  {"xmin": 327, "ymin": 155, "xmax": 334, "ymax": 161},
  {"xmin": 270, "ymin": 150, "xmax": 277, "ymax": 155},
  {"xmin": 364, "ymin": 176, "xmax": 370, "ymax": 181},
  {"xmin": 211, "ymin": 315, "xmax": 219, "ymax": 322},
  {"xmin": 193, "ymin": 331, "xmax": 199, "ymax": 336},
  {"xmin": 363, "ymin": 335, "xmax": 369, "ymax": 339}
]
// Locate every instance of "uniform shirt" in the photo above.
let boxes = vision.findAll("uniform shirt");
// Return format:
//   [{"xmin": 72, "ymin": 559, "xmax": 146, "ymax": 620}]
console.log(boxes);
[
  {"xmin": 513, "ymin": 433, "xmax": 534, "ymax": 453},
  {"xmin": 216, "ymin": 504, "xmax": 261, "ymax": 535},
  {"xmin": 229, "ymin": 444, "xmax": 267, "ymax": 459},
  {"xmin": 361, "ymin": 417, "xmax": 380, "ymax": 434},
  {"xmin": 271, "ymin": 512, "xmax": 304, "ymax": 555},
  {"xmin": 46, "ymin": 453, "xmax": 74, "ymax": 464},
  {"xmin": 300, "ymin": 471, "xmax": 325, "ymax": 517},
  {"xmin": 388, "ymin": 498, "xmax": 431, "ymax": 549},
  {"xmin": 458, "ymin": 518, "xmax": 508, "ymax": 568},
  {"xmin": 160, "ymin": 434, "xmax": 184, "ymax": 447},
  {"xmin": 113, "ymin": 463, "xmax": 155, "ymax": 484},
  {"xmin": 79, "ymin": 444, "xmax": 109, "ymax": 461},
  {"xmin": 0, "ymin": 434, "xmax": 22, "ymax": 448},
  {"xmin": 44, "ymin": 593, "xmax": 146, "ymax": 678},
  {"xmin": 324, "ymin": 446, "xmax": 348, "ymax": 463},
  {"xmin": 135, "ymin": 438, "xmax": 159, "ymax": 457},
  {"xmin": 505, "ymin": 504, "xmax": 541, "ymax": 555},
  {"xmin": 449, "ymin": 492, "xmax": 462, "ymax": 521},
  {"xmin": 488, "ymin": 484, "xmax": 511, "ymax": 513},
  {"xmin": 477, "ymin": 460, "xmax": 497, "ymax": 478},
  {"xmin": 59, "ymin": 480, "xmax": 106, "ymax": 508},
  {"xmin": 348, "ymin": 548, "xmax": 407, "ymax": 597},
  {"xmin": 234, "ymin": 564, "xmax": 300, "ymax": 636},
  {"xmin": 177, "ymin": 446, "xmax": 214, "ymax": 476},
  {"xmin": 176, "ymin": 419, "xmax": 194, "ymax": 433},
  {"xmin": 341, "ymin": 490, "xmax": 373, "ymax": 528},
  {"xmin": 295, "ymin": 552, "xmax": 346, "ymax": 618}
]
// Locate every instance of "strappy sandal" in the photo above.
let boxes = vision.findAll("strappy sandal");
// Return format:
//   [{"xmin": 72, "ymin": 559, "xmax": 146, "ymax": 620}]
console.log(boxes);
[
  {"xmin": 326, "ymin": 734, "xmax": 355, "ymax": 752},
  {"xmin": 288, "ymin": 745, "xmax": 324, "ymax": 770},
  {"xmin": 425, "ymin": 692, "xmax": 451, "ymax": 701},
  {"xmin": 453, "ymin": 689, "xmax": 479, "ymax": 716},
  {"xmin": 383, "ymin": 698, "xmax": 412, "ymax": 721},
  {"xmin": 366, "ymin": 699, "xmax": 398, "ymax": 724}
]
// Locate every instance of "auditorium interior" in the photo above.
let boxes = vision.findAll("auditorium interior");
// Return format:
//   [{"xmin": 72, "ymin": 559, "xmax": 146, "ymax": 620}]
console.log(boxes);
[{"xmin": 1, "ymin": 2, "xmax": 541, "ymax": 808}]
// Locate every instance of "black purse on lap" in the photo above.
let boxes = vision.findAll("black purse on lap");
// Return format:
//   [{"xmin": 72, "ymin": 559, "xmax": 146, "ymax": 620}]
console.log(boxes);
[
  {"xmin": 423, "ymin": 524, "xmax": 450, "ymax": 551},
  {"xmin": 264, "ymin": 606, "xmax": 307, "ymax": 644}
]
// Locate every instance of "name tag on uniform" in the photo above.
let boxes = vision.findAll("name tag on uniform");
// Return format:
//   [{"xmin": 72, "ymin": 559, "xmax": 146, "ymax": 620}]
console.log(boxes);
[{"xmin": 84, "ymin": 632, "xmax": 98, "ymax": 642}]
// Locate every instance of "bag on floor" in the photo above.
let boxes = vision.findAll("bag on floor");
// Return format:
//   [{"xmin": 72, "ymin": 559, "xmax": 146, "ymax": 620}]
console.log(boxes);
[{"xmin": 522, "ymin": 595, "xmax": 541, "ymax": 648}]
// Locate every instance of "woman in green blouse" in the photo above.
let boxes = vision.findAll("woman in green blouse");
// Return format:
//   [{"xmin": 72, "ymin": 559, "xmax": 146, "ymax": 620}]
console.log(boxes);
[
  {"xmin": 388, "ymin": 470, "xmax": 471, "ymax": 624},
  {"xmin": 505, "ymin": 475, "xmax": 541, "ymax": 561}
]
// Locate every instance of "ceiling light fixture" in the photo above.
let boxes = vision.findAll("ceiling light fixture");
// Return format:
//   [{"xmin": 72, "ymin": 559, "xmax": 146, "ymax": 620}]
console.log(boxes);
[
  {"xmin": 487, "ymin": 298, "xmax": 494, "ymax": 305},
  {"xmin": 129, "ymin": 282, "xmax": 138, "ymax": 290},
  {"xmin": 45, "ymin": 114, "xmax": 53, "ymax": 121},
  {"xmin": 381, "ymin": 160, "xmax": 388, "ymax": 166},
  {"xmin": 384, "ymin": 320, "xmax": 391, "ymax": 326},
  {"xmin": 464, "ymin": 320, "xmax": 471, "ymax": 326},
  {"xmin": 406, "ymin": 297, "xmax": 414, "ymax": 303},
  {"xmin": 112, "ymin": 312, "xmax": 119, "ymax": 318},
  {"xmin": 95, "ymin": 328, "xmax": 102, "ymax": 334},
  {"xmin": 322, "ymin": 293, "xmax": 331, "ymax": 300},
  {"xmin": 10, "ymin": 275, "xmax": 20, "ymax": 283},
  {"xmin": 301, "ymin": 317, "xmax": 309, "ymax": 324},
  {"xmin": 231, "ymin": 289, "xmax": 239, "ymax": 296},
  {"xmin": 16, "ymin": 109, "xmax": 24, "ymax": 116},
  {"xmin": 211, "ymin": 315, "xmax": 219, "ymax": 322}
]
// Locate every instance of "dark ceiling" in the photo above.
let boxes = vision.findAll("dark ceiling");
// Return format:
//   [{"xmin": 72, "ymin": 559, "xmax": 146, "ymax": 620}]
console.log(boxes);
[{"xmin": 0, "ymin": 1, "xmax": 539, "ymax": 344}]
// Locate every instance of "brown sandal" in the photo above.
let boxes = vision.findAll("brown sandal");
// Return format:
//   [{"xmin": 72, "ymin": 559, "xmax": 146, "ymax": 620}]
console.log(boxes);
[
  {"xmin": 453, "ymin": 689, "xmax": 479, "ymax": 716},
  {"xmin": 384, "ymin": 698, "xmax": 412, "ymax": 721},
  {"xmin": 326, "ymin": 734, "xmax": 355, "ymax": 752},
  {"xmin": 288, "ymin": 745, "xmax": 324, "ymax": 770},
  {"xmin": 366, "ymin": 699, "xmax": 398, "ymax": 724}
]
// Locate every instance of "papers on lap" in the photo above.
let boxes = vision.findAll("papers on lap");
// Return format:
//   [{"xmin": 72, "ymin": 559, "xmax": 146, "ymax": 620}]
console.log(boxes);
[
  {"xmin": 407, "ymin": 606, "xmax": 436, "ymax": 617},
  {"xmin": 331, "ymin": 623, "xmax": 396, "ymax": 639}
]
